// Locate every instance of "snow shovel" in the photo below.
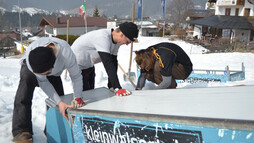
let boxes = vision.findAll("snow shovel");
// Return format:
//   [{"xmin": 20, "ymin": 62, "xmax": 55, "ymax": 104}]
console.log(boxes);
[
  {"xmin": 123, "ymin": 42, "xmax": 136, "ymax": 82},
  {"xmin": 123, "ymin": 4, "xmax": 136, "ymax": 82},
  {"xmin": 118, "ymin": 63, "xmax": 136, "ymax": 89}
]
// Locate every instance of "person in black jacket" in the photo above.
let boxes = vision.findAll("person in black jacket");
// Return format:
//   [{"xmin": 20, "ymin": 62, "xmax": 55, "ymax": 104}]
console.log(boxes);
[{"xmin": 135, "ymin": 42, "xmax": 193, "ymax": 90}]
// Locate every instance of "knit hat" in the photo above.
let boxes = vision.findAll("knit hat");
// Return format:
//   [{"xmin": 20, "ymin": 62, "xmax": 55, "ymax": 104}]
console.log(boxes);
[
  {"xmin": 29, "ymin": 47, "xmax": 56, "ymax": 73},
  {"xmin": 119, "ymin": 22, "xmax": 139, "ymax": 41}
]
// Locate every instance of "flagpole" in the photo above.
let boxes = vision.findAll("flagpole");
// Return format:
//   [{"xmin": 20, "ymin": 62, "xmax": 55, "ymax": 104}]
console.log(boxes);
[
  {"xmin": 79, "ymin": 0, "xmax": 87, "ymax": 33},
  {"xmin": 18, "ymin": 0, "xmax": 24, "ymax": 53},
  {"xmin": 85, "ymin": 15, "xmax": 87, "ymax": 33},
  {"xmin": 137, "ymin": 0, "xmax": 143, "ymax": 36},
  {"xmin": 85, "ymin": 0, "xmax": 87, "ymax": 33},
  {"xmin": 162, "ymin": 0, "xmax": 166, "ymax": 37},
  {"xmin": 141, "ymin": 0, "xmax": 143, "ymax": 36}
]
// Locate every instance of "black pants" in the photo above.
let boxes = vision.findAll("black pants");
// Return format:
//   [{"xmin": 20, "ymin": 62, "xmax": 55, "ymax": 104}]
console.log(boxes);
[
  {"xmin": 12, "ymin": 60, "xmax": 64, "ymax": 137},
  {"xmin": 81, "ymin": 66, "xmax": 95, "ymax": 91}
]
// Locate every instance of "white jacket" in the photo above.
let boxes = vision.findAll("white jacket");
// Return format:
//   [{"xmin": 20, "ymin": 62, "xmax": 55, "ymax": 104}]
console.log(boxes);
[{"xmin": 71, "ymin": 29, "xmax": 120, "ymax": 69}]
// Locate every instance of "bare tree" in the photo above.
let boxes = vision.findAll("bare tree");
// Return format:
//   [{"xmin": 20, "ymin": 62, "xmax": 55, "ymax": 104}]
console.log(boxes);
[{"xmin": 167, "ymin": 0, "xmax": 194, "ymax": 26}]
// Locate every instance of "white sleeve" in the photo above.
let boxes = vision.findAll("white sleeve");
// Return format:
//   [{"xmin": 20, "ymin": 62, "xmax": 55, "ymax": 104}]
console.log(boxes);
[
  {"xmin": 36, "ymin": 77, "xmax": 62, "ymax": 104},
  {"xmin": 62, "ymin": 46, "xmax": 83, "ymax": 99},
  {"xmin": 155, "ymin": 76, "xmax": 172, "ymax": 89}
]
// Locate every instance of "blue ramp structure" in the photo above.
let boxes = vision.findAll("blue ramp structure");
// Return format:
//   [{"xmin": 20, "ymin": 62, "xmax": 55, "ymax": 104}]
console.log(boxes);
[
  {"xmin": 137, "ymin": 63, "xmax": 245, "ymax": 83},
  {"xmin": 46, "ymin": 104, "xmax": 73, "ymax": 143},
  {"xmin": 187, "ymin": 63, "xmax": 245, "ymax": 82},
  {"xmin": 46, "ymin": 86, "xmax": 254, "ymax": 143}
]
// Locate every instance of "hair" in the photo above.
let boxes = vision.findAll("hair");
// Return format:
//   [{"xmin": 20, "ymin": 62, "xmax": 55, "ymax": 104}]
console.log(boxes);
[
  {"xmin": 135, "ymin": 48, "xmax": 156, "ymax": 71},
  {"xmin": 115, "ymin": 28, "xmax": 121, "ymax": 33}
]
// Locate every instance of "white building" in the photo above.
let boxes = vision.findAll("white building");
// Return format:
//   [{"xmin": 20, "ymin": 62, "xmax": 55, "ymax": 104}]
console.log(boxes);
[
  {"xmin": 39, "ymin": 17, "xmax": 109, "ymax": 37},
  {"xmin": 135, "ymin": 21, "xmax": 159, "ymax": 37}
]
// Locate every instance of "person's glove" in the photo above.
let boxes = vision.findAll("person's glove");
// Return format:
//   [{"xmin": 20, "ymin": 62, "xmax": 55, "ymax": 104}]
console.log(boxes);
[
  {"xmin": 71, "ymin": 98, "xmax": 85, "ymax": 109},
  {"xmin": 115, "ymin": 88, "xmax": 131, "ymax": 96}
]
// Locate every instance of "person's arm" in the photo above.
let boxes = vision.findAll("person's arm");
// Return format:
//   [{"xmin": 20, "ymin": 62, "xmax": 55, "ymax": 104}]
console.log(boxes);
[
  {"xmin": 36, "ymin": 76, "xmax": 62, "ymax": 104},
  {"xmin": 38, "ymin": 78, "xmax": 72, "ymax": 119},
  {"xmin": 98, "ymin": 51, "xmax": 131, "ymax": 96},
  {"xmin": 58, "ymin": 101, "xmax": 72, "ymax": 119},
  {"xmin": 62, "ymin": 46, "xmax": 83, "ymax": 98},
  {"xmin": 155, "ymin": 75, "xmax": 172, "ymax": 89},
  {"xmin": 62, "ymin": 45, "xmax": 85, "ymax": 107},
  {"xmin": 136, "ymin": 71, "xmax": 146, "ymax": 90},
  {"xmin": 98, "ymin": 51, "xmax": 121, "ymax": 89}
]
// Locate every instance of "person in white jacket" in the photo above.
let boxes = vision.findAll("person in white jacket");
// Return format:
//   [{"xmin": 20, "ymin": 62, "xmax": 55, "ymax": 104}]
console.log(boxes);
[
  {"xmin": 71, "ymin": 22, "xmax": 139, "ymax": 96},
  {"xmin": 12, "ymin": 37, "xmax": 85, "ymax": 142}
]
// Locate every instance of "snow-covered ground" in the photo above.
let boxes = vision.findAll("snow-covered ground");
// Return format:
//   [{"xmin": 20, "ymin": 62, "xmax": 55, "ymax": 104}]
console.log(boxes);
[{"xmin": 0, "ymin": 37, "xmax": 254, "ymax": 142}]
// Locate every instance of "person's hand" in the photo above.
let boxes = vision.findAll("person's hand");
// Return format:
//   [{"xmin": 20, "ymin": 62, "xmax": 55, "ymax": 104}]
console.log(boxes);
[
  {"xmin": 58, "ymin": 101, "xmax": 72, "ymax": 120},
  {"xmin": 115, "ymin": 88, "xmax": 131, "ymax": 96},
  {"xmin": 71, "ymin": 98, "xmax": 85, "ymax": 109}
]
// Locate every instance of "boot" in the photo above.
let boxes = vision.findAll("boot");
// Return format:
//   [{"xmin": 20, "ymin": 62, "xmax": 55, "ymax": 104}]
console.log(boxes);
[{"xmin": 13, "ymin": 132, "xmax": 33, "ymax": 143}]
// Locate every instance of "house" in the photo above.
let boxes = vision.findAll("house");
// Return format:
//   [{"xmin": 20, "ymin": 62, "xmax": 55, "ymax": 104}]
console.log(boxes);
[
  {"xmin": 0, "ymin": 31, "xmax": 20, "ymax": 41},
  {"xmin": 0, "ymin": 36, "xmax": 16, "ymax": 57},
  {"xmin": 206, "ymin": 0, "xmax": 217, "ymax": 10},
  {"xmin": 135, "ymin": 21, "xmax": 159, "ymax": 37},
  {"xmin": 190, "ymin": 0, "xmax": 254, "ymax": 42},
  {"xmin": 39, "ymin": 16, "xmax": 109, "ymax": 37},
  {"xmin": 186, "ymin": 9, "xmax": 215, "ymax": 36}
]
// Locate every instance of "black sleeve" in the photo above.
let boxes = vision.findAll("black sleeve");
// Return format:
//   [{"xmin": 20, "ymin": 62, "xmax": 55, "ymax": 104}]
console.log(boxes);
[
  {"xmin": 136, "ymin": 70, "xmax": 146, "ymax": 90},
  {"xmin": 98, "ymin": 51, "xmax": 121, "ymax": 89}
]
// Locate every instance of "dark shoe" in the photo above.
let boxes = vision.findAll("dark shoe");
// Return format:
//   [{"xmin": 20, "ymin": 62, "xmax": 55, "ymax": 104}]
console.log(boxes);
[{"xmin": 13, "ymin": 132, "xmax": 33, "ymax": 143}]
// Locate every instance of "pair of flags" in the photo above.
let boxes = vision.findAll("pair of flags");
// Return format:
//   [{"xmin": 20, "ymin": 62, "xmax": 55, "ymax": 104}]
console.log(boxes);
[
  {"xmin": 79, "ymin": 1, "xmax": 87, "ymax": 21},
  {"xmin": 137, "ymin": 0, "xmax": 165, "ymax": 21}
]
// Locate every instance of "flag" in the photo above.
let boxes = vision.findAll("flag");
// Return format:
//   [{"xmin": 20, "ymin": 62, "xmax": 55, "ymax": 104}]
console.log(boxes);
[
  {"xmin": 137, "ymin": 0, "xmax": 142, "ymax": 21},
  {"xmin": 79, "ymin": 1, "xmax": 86, "ymax": 20},
  {"xmin": 161, "ymin": 0, "xmax": 165, "ymax": 20},
  {"xmin": 79, "ymin": 2, "xmax": 86, "ymax": 15}
]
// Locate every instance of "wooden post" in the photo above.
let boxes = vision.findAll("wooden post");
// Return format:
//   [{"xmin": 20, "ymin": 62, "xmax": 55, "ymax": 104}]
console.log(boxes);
[
  {"xmin": 65, "ymin": 19, "xmax": 70, "ymax": 80},
  {"xmin": 66, "ymin": 19, "xmax": 69, "ymax": 43},
  {"xmin": 128, "ymin": 4, "xmax": 135, "ymax": 74}
]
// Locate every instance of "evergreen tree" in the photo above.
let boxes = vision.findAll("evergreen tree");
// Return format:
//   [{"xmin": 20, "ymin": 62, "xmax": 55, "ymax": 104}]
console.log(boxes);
[{"xmin": 93, "ymin": 7, "xmax": 100, "ymax": 17}]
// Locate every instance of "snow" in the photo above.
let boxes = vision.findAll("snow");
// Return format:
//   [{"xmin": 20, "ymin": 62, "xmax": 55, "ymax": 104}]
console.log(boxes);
[
  {"xmin": 0, "ymin": 7, "xmax": 6, "ymax": 13},
  {"xmin": 11, "ymin": 5, "xmax": 51, "ymax": 16},
  {"xmin": 0, "ymin": 36, "xmax": 254, "ymax": 142}
]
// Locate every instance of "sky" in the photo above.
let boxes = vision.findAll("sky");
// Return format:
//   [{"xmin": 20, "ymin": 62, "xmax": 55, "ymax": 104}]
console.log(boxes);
[{"xmin": 0, "ymin": 36, "xmax": 254, "ymax": 142}]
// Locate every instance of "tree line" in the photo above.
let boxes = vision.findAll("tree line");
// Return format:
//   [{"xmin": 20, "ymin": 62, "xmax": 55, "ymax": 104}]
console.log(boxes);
[{"xmin": 0, "ymin": 11, "xmax": 66, "ymax": 31}]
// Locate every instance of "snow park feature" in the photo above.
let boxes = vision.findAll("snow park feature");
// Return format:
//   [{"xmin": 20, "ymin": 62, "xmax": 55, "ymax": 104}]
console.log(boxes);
[
  {"xmin": 45, "ymin": 86, "xmax": 254, "ymax": 143},
  {"xmin": 137, "ymin": 62, "xmax": 245, "ymax": 84},
  {"xmin": 186, "ymin": 62, "xmax": 245, "ymax": 83}
]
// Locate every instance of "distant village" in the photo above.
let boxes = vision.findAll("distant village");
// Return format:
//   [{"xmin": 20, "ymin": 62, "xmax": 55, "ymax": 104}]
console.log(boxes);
[{"xmin": 0, "ymin": 0, "xmax": 253, "ymax": 58}]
